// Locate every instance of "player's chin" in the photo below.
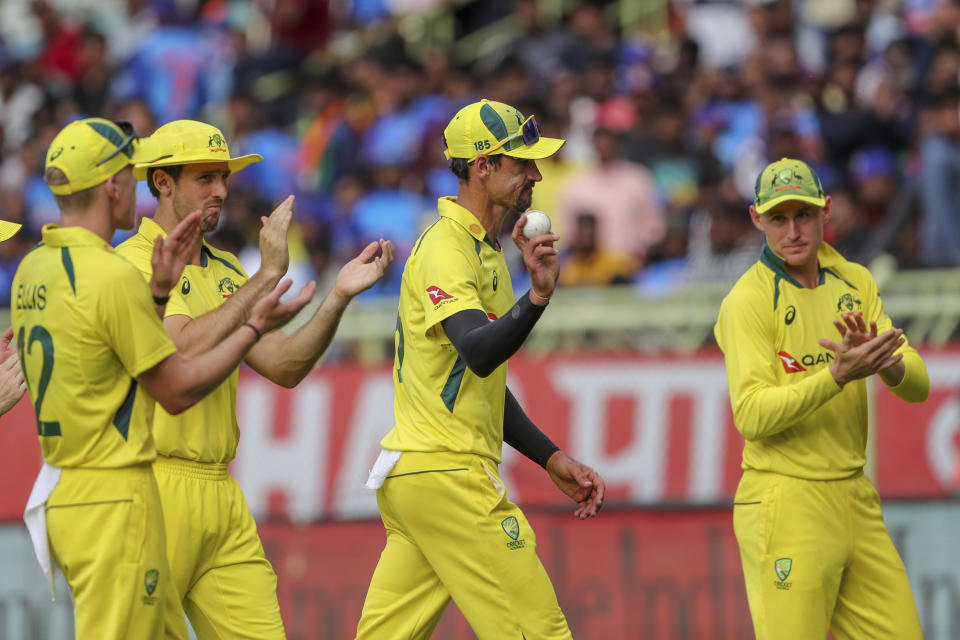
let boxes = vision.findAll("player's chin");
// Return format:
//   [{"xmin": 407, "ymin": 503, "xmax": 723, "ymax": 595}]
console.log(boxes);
[{"xmin": 515, "ymin": 195, "xmax": 533, "ymax": 212}]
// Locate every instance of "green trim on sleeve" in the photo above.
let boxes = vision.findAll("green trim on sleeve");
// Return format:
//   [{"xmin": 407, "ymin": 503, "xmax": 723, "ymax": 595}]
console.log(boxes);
[
  {"xmin": 112, "ymin": 379, "xmax": 138, "ymax": 440},
  {"xmin": 440, "ymin": 356, "xmax": 467, "ymax": 412}
]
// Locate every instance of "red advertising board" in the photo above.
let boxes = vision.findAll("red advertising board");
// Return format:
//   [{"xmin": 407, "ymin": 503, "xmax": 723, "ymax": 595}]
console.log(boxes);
[
  {"xmin": 261, "ymin": 508, "xmax": 754, "ymax": 640},
  {"xmin": 1, "ymin": 349, "xmax": 957, "ymax": 523}
]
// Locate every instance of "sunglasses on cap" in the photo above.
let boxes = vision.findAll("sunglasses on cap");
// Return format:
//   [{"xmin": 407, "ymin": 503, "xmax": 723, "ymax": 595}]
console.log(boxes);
[
  {"xmin": 468, "ymin": 115, "xmax": 541, "ymax": 164},
  {"xmin": 95, "ymin": 120, "xmax": 139, "ymax": 167}
]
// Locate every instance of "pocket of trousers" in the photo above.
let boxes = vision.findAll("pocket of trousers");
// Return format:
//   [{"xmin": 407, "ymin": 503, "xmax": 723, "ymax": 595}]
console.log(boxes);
[{"xmin": 733, "ymin": 484, "xmax": 779, "ymax": 557}]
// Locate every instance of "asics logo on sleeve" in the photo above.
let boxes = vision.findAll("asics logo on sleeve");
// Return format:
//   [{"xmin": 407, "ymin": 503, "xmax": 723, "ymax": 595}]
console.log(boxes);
[
  {"xmin": 426, "ymin": 286, "xmax": 453, "ymax": 305},
  {"xmin": 777, "ymin": 351, "xmax": 806, "ymax": 373}
]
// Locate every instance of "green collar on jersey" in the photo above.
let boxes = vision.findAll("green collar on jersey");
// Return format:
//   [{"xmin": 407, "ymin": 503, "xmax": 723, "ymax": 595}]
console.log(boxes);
[{"xmin": 760, "ymin": 241, "xmax": 856, "ymax": 309}]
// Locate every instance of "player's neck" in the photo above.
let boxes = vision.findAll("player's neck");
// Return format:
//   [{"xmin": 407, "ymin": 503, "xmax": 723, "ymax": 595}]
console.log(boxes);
[
  {"xmin": 153, "ymin": 205, "xmax": 205, "ymax": 264},
  {"xmin": 456, "ymin": 190, "xmax": 507, "ymax": 242},
  {"xmin": 784, "ymin": 260, "xmax": 820, "ymax": 289}
]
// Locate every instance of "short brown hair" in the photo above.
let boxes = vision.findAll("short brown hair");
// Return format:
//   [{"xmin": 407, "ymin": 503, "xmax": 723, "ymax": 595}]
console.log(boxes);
[
  {"xmin": 146, "ymin": 165, "xmax": 184, "ymax": 199},
  {"xmin": 44, "ymin": 167, "xmax": 96, "ymax": 210}
]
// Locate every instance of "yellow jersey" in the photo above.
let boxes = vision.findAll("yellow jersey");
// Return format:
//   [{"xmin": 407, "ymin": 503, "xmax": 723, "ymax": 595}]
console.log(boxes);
[
  {"xmin": 714, "ymin": 242, "xmax": 929, "ymax": 480},
  {"xmin": 11, "ymin": 224, "xmax": 176, "ymax": 468},
  {"xmin": 116, "ymin": 217, "xmax": 248, "ymax": 463},
  {"xmin": 382, "ymin": 197, "xmax": 516, "ymax": 462}
]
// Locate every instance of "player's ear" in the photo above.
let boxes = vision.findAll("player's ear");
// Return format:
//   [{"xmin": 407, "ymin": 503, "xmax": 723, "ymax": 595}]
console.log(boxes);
[
  {"xmin": 103, "ymin": 173, "xmax": 119, "ymax": 201},
  {"xmin": 821, "ymin": 195, "xmax": 833, "ymax": 226},
  {"xmin": 152, "ymin": 169, "xmax": 174, "ymax": 197},
  {"xmin": 748, "ymin": 205, "xmax": 764, "ymax": 232}
]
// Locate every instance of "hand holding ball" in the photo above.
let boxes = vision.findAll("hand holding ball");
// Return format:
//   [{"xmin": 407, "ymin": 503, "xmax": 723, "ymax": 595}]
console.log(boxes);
[{"xmin": 522, "ymin": 210, "xmax": 552, "ymax": 239}]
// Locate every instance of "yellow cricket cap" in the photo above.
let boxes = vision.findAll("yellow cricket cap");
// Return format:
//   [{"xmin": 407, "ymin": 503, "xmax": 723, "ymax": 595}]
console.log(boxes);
[
  {"xmin": 754, "ymin": 158, "xmax": 826, "ymax": 214},
  {"xmin": 0, "ymin": 220, "xmax": 20, "ymax": 241},
  {"xmin": 442, "ymin": 99, "xmax": 564, "ymax": 162},
  {"xmin": 133, "ymin": 120, "xmax": 262, "ymax": 180},
  {"xmin": 45, "ymin": 118, "xmax": 145, "ymax": 195}
]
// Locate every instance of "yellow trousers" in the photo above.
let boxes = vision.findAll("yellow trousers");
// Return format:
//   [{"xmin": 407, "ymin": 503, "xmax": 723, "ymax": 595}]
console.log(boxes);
[
  {"xmin": 154, "ymin": 456, "xmax": 285, "ymax": 640},
  {"xmin": 46, "ymin": 464, "xmax": 188, "ymax": 640},
  {"xmin": 355, "ymin": 450, "xmax": 572, "ymax": 640},
  {"xmin": 733, "ymin": 470, "xmax": 922, "ymax": 640}
]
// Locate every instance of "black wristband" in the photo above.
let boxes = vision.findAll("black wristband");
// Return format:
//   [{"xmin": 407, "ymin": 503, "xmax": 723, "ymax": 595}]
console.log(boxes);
[
  {"xmin": 152, "ymin": 294, "xmax": 169, "ymax": 306},
  {"xmin": 243, "ymin": 322, "xmax": 263, "ymax": 341}
]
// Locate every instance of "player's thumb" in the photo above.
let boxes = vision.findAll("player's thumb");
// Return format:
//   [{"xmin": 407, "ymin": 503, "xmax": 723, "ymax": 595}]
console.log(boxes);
[{"xmin": 818, "ymin": 338, "xmax": 838, "ymax": 352}]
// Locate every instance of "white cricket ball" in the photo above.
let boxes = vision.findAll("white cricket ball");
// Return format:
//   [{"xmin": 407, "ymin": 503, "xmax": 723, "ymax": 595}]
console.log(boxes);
[{"xmin": 522, "ymin": 210, "xmax": 552, "ymax": 238}]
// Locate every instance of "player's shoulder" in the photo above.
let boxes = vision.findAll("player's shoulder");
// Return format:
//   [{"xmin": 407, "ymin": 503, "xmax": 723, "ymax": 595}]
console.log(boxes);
[
  {"xmin": 723, "ymin": 261, "xmax": 770, "ymax": 306},
  {"xmin": 829, "ymin": 259, "xmax": 874, "ymax": 290},
  {"xmin": 115, "ymin": 231, "xmax": 155, "ymax": 272}
]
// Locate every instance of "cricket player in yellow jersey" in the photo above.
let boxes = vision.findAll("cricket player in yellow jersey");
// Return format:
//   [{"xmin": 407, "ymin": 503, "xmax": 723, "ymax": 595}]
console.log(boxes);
[
  {"xmin": 115, "ymin": 119, "xmax": 394, "ymax": 639},
  {"xmin": 715, "ymin": 158, "xmax": 929, "ymax": 640},
  {"xmin": 355, "ymin": 99, "xmax": 606, "ymax": 640},
  {"xmin": 0, "ymin": 218, "xmax": 26, "ymax": 417},
  {"xmin": 12, "ymin": 118, "xmax": 313, "ymax": 640}
]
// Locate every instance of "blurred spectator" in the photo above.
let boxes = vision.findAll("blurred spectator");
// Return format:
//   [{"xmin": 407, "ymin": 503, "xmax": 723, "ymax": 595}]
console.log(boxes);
[
  {"xmin": 559, "ymin": 212, "xmax": 636, "ymax": 287},
  {"xmin": 849, "ymin": 146, "xmax": 897, "ymax": 227},
  {"xmin": 919, "ymin": 88, "xmax": 960, "ymax": 267},
  {"xmin": 686, "ymin": 187, "xmax": 762, "ymax": 284},
  {"xmin": 624, "ymin": 92, "xmax": 723, "ymax": 220},
  {"xmin": 560, "ymin": 102, "xmax": 664, "ymax": 265}
]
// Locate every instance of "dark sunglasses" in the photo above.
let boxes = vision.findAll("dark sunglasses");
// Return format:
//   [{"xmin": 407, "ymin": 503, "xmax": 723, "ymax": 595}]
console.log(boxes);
[{"xmin": 95, "ymin": 120, "xmax": 139, "ymax": 167}]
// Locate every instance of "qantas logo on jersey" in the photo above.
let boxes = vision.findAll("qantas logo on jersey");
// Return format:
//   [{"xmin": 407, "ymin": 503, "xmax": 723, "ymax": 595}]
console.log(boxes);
[
  {"xmin": 778, "ymin": 350, "xmax": 835, "ymax": 372},
  {"xmin": 426, "ymin": 286, "xmax": 453, "ymax": 305},
  {"xmin": 777, "ymin": 351, "xmax": 806, "ymax": 373}
]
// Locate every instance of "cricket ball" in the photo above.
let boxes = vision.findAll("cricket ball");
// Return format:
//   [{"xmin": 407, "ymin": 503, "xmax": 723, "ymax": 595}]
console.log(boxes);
[{"xmin": 522, "ymin": 210, "xmax": 552, "ymax": 239}]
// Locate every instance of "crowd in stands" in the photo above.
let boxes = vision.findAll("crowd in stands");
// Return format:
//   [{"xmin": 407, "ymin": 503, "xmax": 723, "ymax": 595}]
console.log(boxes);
[{"xmin": 1, "ymin": 0, "xmax": 960, "ymax": 307}]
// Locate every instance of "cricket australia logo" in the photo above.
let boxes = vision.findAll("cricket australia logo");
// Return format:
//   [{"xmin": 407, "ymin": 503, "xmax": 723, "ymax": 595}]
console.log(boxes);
[
  {"xmin": 501, "ymin": 516, "xmax": 519, "ymax": 540},
  {"xmin": 501, "ymin": 516, "xmax": 526, "ymax": 550},
  {"xmin": 218, "ymin": 277, "xmax": 238, "ymax": 297},
  {"xmin": 143, "ymin": 568, "xmax": 159, "ymax": 605},
  {"xmin": 836, "ymin": 293, "xmax": 862, "ymax": 312},
  {"xmin": 208, "ymin": 133, "xmax": 227, "ymax": 152},
  {"xmin": 774, "ymin": 557, "xmax": 793, "ymax": 590},
  {"xmin": 777, "ymin": 169, "xmax": 794, "ymax": 184}
]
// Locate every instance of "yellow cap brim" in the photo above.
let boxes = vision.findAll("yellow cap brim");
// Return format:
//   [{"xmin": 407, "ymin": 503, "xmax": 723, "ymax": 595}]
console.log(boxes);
[
  {"xmin": 755, "ymin": 193, "xmax": 826, "ymax": 214},
  {"xmin": 133, "ymin": 153, "xmax": 263, "ymax": 180},
  {"xmin": 0, "ymin": 221, "xmax": 21, "ymax": 242},
  {"xmin": 503, "ymin": 137, "xmax": 565, "ymax": 160}
]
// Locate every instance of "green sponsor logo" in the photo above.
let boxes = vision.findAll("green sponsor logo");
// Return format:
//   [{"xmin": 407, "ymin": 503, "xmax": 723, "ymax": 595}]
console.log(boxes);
[
  {"xmin": 144, "ymin": 569, "xmax": 159, "ymax": 596},
  {"xmin": 501, "ymin": 516, "xmax": 520, "ymax": 540},
  {"xmin": 181, "ymin": 277, "xmax": 191, "ymax": 295},
  {"xmin": 775, "ymin": 558, "xmax": 792, "ymax": 582}
]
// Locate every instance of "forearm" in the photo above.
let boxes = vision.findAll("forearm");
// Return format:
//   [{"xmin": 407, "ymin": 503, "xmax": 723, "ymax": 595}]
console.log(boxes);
[
  {"xmin": 732, "ymin": 367, "xmax": 842, "ymax": 441},
  {"xmin": 503, "ymin": 387, "xmax": 559, "ymax": 468},
  {"xmin": 141, "ymin": 324, "xmax": 259, "ymax": 414},
  {"xmin": 248, "ymin": 289, "xmax": 351, "ymax": 387},
  {"xmin": 171, "ymin": 269, "xmax": 280, "ymax": 357},
  {"xmin": 442, "ymin": 291, "xmax": 546, "ymax": 377},
  {"xmin": 882, "ymin": 351, "xmax": 929, "ymax": 402}
]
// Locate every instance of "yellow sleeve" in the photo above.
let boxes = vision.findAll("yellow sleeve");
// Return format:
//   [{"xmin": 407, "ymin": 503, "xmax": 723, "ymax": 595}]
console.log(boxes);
[
  {"xmin": 416, "ymin": 239, "xmax": 483, "ymax": 340},
  {"xmin": 715, "ymin": 285, "xmax": 842, "ymax": 442},
  {"xmin": 115, "ymin": 235, "xmax": 154, "ymax": 283},
  {"xmin": 861, "ymin": 269, "xmax": 929, "ymax": 402},
  {"xmin": 94, "ymin": 259, "xmax": 176, "ymax": 377}
]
